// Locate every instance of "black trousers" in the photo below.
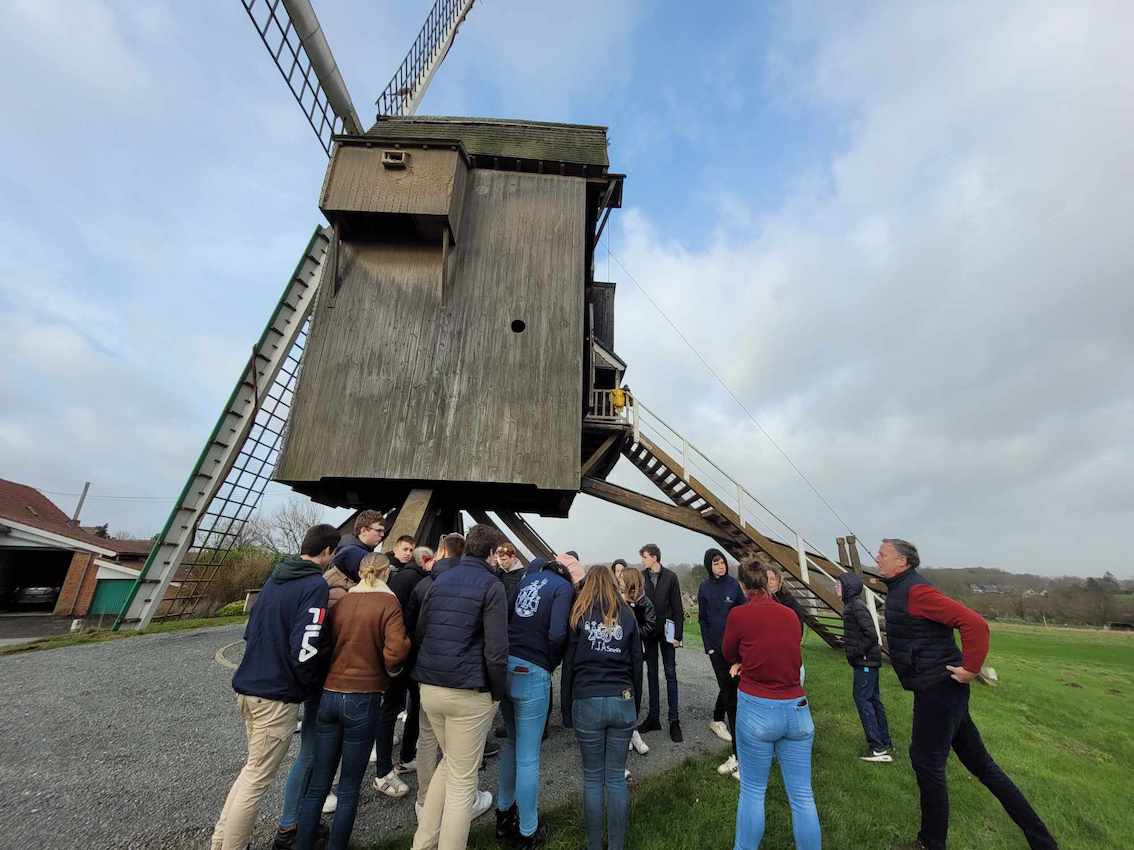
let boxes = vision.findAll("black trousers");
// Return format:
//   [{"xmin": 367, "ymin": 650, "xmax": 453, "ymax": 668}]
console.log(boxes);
[
  {"xmin": 643, "ymin": 638, "xmax": 679, "ymax": 723},
  {"xmin": 708, "ymin": 650, "xmax": 737, "ymax": 757},
  {"xmin": 910, "ymin": 679, "xmax": 1057, "ymax": 850},
  {"xmin": 373, "ymin": 675, "xmax": 419, "ymax": 777}
]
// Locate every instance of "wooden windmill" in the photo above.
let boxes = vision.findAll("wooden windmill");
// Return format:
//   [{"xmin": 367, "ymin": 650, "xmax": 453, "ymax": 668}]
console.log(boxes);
[{"xmin": 115, "ymin": 0, "xmax": 886, "ymax": 651}]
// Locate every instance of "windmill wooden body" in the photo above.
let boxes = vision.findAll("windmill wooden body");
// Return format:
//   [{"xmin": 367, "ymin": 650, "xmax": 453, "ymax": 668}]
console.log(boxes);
[{"xmin": 276, "ymin": 117, "xmax": 626, "ymax": 528}]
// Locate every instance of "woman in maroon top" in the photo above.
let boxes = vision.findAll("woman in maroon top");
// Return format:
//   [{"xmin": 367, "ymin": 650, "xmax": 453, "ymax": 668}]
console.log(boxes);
[{"xmin": 722, "ymin": 561, "xmax": 821, "ymax": 850}]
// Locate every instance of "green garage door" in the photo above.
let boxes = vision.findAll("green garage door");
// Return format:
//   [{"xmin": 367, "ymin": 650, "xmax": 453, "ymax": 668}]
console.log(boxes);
[{"xmin": 90, "ymin": 579, "xmax": 134, "ymax": 616}]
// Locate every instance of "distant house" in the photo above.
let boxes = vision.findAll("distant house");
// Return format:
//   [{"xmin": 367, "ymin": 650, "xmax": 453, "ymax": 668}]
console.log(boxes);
[{"xmin": 0, "ymin": 479, "xmax": 153, "ymax": 624}]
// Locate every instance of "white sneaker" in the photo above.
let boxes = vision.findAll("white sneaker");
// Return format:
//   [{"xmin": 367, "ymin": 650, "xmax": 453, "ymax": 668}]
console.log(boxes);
[
  {"xmin": 709, "ymin": 720, "xmax": 732, "ymax": 742},
  {"xmin": 630, "ymin": 730, "xmax": 650, "ymax": 755},
  {"xmin": 295, "ymin": 719, "xmax": 303, "ymax": 734},
  {"xmin": 624, "ymin": 768, "xmax": 631, "ymax": 781},
  {"xmin": 717, "ymin": 754, "xmax": 738, "ymax": 776},
  {"xmin": 415, "ymin": 801, "xmax": 423, "ymax": 821},
  {"xmin": 398, "ymin": 710, "xmax": 408, "ymax": 723},
  {"xmin": 373, "ymin": 770, "xmax": 410, "ymax": 799},
  {"xmin": 471, "ymin": 789, "xmax": 493, "ymax": 820},
  {"xmin": 368, "ymin": 745, "xmax": 377, "ymax": 764},
  {"xmin": 322, "ymin": 791, "xmax": 338, "ymax": 814}
]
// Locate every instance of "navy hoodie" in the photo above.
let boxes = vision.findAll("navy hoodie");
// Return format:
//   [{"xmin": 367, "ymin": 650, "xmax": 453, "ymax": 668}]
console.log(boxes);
[
  {"xmin": 507, "ymin": 558, "xmax": 573, "ymax": 673},
  {"xmin": 697, "ymin": 549, "xmax": 743, "ymax": 655},
  {"xmin": 232, "ymin": 556, "xmax": 331, "ymax": 703},
  {"xmin": 561, "ymin": 600, "xmax": 643, "ymax": 724}
]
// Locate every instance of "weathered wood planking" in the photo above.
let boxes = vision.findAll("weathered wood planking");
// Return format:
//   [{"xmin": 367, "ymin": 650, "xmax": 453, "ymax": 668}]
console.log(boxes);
[
  {"xmin": 277, "ymin": 169, "xmax": 585, "ymax": 501},
  {"xmin": 320, "ymin": 145, "xmax": 468, "ymax": 240}
]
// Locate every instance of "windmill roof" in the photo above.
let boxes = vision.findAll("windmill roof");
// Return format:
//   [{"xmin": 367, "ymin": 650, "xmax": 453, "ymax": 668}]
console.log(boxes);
[{"xmin": 364, "ymin": 116, "xmax": 610, "ymax": 169}]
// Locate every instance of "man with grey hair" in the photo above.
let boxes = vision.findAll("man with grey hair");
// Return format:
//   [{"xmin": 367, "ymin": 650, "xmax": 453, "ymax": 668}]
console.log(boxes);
[{"xmin": 877, "ymin": 539, "xmax": 1057, "ymax": 850}]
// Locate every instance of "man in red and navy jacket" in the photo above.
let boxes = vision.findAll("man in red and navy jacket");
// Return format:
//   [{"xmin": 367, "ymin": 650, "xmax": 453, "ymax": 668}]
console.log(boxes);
[{"xmin": 879, "ymin": 538, "xmax": 1057, "ymax": 850}]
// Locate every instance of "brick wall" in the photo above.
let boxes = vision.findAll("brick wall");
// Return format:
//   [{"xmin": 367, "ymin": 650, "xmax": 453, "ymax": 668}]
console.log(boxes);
[{"xmin": 53, "ymin": 551, "xmax": 98, "ymax": 617}]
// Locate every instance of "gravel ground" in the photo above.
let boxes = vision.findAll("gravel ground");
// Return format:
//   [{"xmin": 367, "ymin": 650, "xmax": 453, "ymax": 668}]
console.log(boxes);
[{"xmin": 0, "ymin": 624, "xmax": 729, "ymax": 850}]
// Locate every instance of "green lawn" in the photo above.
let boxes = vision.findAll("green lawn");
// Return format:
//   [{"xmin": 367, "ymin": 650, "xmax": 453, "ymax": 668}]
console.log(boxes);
[
  {"xmin": 366, "ymin": 622, "xmax": 1133, "ymax": 850},
  {"xmin": 0, "ymin": 614, "xmax": 247, "ymax": 656}
]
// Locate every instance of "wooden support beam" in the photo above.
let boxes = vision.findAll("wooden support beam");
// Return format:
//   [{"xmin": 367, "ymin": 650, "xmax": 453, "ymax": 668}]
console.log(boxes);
[
  {"xmin": 495, "ymin": 510, "xmax": 556, "ymax": 561},
  {"xmin": 581, "ymin": 477, "xmax": 730, "ymax": 541},
  {"xmin": 467, "ymin": 509, "xmax": 529, "ymax": 567},
  {"xmin": 836, "ymin": 537, "xmax": 850, "ymax": 568},
  {"xmin": 846, "ymin": 535, "xmax": 863, "ymax": 575},
  {"xmin": 580, "ymin": 433, "xmax": 620, "ymax": 480},
  {"xmin": 385, "ymin": 489, "xmax": 435, "ymax": 544}
]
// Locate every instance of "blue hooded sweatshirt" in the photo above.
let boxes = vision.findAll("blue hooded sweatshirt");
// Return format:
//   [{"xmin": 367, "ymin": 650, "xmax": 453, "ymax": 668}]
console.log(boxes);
[
  {"xmin": 697, "ymin": 547, "xmax": 743, "ymax": 655},
  {"xmin": 507, "ymin": 557, "xmax": 574, "ymax": 673},
  {"xmin": 232, "ymin": 555, "xmax": 331, "ymax": 703}
]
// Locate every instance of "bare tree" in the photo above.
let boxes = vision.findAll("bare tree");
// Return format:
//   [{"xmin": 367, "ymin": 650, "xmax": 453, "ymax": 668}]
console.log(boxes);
[{"xmin": 247, "ymin": 497, "xmax": 327, "ymax": 554}]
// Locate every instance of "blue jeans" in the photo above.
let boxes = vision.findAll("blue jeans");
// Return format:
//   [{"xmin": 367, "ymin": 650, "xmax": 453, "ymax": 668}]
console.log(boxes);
[
  {"xmin": 573, "ymin": 695, "xmax": 636, "ymax": 850},
  {"xmin": 852, "ymin": 666, "xmax": 892, "ymax": 751},
  {"xmin": 644, "ymin": 638, "xmax": 679, "ymax": 722},
  {"xmin": 297, "ymin": 691, "xmax": 382, "ymax": 850},
  {"xmin": 279, "ymin": 694, "xmax": 321, "ymax": 830},
  {"xmin": 498, "ymin": 656, "xmax": 551, "ymax": 837},
  {"xmin": 734, "ymin": 692, "xmax": 821, "ymax": 850}
]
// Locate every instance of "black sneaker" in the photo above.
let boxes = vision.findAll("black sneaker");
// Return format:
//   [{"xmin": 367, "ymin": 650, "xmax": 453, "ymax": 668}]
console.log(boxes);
[
  {"xmin": 515, "ymin": 821, "xmax": 550, "ymax": 849},
  {"xmin": 669, "ymin": 720, "xmax": 684, "ymax": 743},
  {"xmin": 495, "ymin": 804, "xmax": 518, "ymax": 842},
  {"xmin": 638, "ymin": 717, "xmax": 661, "ymax": 734},
  {"xmin": 272, "ymin": 829, "xmax": 296, "ymax": 850}
]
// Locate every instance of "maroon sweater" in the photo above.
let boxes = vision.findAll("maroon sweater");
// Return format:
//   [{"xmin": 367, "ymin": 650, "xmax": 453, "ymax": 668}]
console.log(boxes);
[{"xmin": 722, "ymin": 592, "xmax": 805, "ymax": 700}]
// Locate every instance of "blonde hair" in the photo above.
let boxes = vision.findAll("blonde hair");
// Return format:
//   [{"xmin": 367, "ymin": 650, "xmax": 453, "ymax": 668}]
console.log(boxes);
[
  {"xmin": 359, "ymin": 552, "xmax": 391, "ymax": 587},
  {"xmin": 620, "ymin": 567, "xmax": 645, "ymax": 603},
  {"xmin": 570, "ymin": 564, "xmax": 622, "ymax": 629}
]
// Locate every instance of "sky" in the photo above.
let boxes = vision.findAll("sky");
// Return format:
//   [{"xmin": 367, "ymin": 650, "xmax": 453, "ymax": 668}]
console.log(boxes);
[{"xmin": 1, "ymin": 0, "xmax": 1131, "ymax": 577}]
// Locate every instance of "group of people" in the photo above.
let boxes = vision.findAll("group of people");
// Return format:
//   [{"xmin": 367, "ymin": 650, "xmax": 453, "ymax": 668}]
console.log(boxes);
[{"xmin": 211, "ymin": 512, "xmax": 1059, "ymax": 850}]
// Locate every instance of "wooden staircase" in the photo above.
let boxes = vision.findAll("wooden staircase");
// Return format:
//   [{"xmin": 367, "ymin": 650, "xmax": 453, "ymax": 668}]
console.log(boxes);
[{"xmin": 582, "ymin": 425, "xmax": 887, "ymax": 651}]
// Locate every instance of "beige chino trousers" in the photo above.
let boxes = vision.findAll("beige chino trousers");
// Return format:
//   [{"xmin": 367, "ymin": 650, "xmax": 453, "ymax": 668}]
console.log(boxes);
[
  {"xmin": 211, "ymin": 694, "xmax": 299, "ymax": 850},
  {"xmin": 411, "ymin": 685, "xmax": 496, "ymax": 850}
]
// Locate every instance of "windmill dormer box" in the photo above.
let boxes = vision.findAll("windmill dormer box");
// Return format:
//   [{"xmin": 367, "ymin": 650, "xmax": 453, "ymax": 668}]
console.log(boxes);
[{"xmin": 275, "ymin": 116, "xmax": 627, "ymax": 519}]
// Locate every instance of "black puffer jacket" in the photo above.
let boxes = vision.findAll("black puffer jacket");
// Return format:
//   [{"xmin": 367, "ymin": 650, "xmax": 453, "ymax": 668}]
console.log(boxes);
[
  {"xmin": 627, "ymin": 595, "xmax": 656, "ymax": 644},
  {"xmin": 839, "ymin": 573, "xmax": 881, "ymax": 667}
]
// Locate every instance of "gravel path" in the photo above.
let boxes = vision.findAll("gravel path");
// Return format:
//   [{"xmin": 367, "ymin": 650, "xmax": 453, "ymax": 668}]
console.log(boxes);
[{"xmin": 0, "ymin": 624, "xmax": 730, "ymax": 850}]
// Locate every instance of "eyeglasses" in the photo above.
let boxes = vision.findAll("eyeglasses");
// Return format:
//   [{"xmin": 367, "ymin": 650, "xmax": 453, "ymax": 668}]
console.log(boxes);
[{"xmin": 366, "ymin": 526, "xmax": 385, "ymax": 534}]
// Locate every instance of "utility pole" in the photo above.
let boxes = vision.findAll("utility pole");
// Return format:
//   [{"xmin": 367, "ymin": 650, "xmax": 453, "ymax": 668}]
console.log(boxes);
[{"xmin": 70, "ymin": 481, "xmax": 91, "ymax": 527}]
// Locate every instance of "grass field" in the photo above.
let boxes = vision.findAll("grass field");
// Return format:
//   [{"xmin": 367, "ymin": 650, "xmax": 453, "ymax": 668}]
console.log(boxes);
[{"xmin": 366, "ymin": 622, "xmax": 1133, "ymax": 850}]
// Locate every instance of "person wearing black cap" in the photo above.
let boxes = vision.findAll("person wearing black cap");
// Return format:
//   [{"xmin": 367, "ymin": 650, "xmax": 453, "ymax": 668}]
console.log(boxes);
[{"xmin": 698, "ymin": 548, "xmax": 743, "ymax": 778}]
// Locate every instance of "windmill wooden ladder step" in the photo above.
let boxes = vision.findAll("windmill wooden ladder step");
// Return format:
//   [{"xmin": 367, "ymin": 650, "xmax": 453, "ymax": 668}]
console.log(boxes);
[{"xmin": 582, "ymin": 394, "xmax": 887, "ymax": 651}]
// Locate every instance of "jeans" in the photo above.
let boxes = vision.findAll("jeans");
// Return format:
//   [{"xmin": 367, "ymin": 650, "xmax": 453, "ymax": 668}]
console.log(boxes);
[
  {"xmin": 573, "ymin": 694, "xmax": 636, "ymax": 850},
  {"xmin": 733, "ymin": 691, "xmax": 821, "ymax": 850},
  {"xmin": 297, "ymin": 690, "xmax": 382, "ymax": 850},
  {"xmin": 279, "ymin": 694, "xmax": 321, "ymax": 830},
  {"xmin": 851, "ymin": 667, "xmax": 892, "ymax": 751},
  {"xmin": 644, "ymin": 638, "xmax": 679, "ymax": 722},
  {"xmin": 910, "ymin": 680, "xmax": 1056, "ymax": 850},
  {"xmin": 375, "ymin": 675, "xmax": 419, "ymax": 777},
  {"xmin": 709, "ymin": 650, "xmax": 738, "ymax": 757},
  {"xmin": 498, "ymin": 656, "xmax": 552, "ymax": 837}
]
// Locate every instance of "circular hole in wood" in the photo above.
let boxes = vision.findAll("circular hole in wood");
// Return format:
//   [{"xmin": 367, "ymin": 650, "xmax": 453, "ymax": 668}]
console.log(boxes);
[{"xmin": 511, "ymin": 319, "xmax": 527, "ymax": 333}]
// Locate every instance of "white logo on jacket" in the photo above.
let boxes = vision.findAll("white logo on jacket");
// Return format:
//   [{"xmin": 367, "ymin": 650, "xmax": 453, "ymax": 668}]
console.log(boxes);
[
  {"xmin": 298, "ymin": 607, "xmax": 324, "ymax": 662},
  {"xmin": 584, "ymin": 619, "xmax": 624, "ymax": 654},
  {"xmin": 515, "ymin": 578, "xmax": 548, "ymax": 619}
]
